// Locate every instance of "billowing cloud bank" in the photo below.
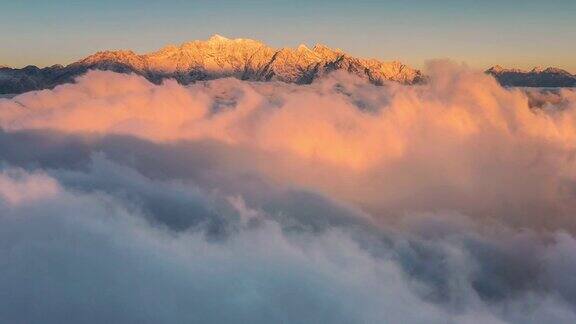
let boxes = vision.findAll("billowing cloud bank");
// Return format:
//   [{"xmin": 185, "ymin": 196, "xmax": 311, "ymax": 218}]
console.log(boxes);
[{"xmin": 1, "ymin": 63, "xmax": 576, "ymax": 323}]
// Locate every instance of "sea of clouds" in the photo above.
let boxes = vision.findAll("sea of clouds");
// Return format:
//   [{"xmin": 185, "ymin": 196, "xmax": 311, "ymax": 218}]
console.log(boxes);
[{"xmin": 1, "ymin": 61, "xmax": 576, "ymax": 323}]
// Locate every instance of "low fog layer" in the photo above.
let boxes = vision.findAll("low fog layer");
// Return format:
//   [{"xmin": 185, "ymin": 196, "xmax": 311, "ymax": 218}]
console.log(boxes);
[{"xmin": 1, "ymin": 62, "xmax": 576, "ymax": 323}]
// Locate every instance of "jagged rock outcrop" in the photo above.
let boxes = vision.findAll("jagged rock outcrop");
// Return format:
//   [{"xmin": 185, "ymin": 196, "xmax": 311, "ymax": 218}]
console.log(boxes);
[
  {"xmin": 0, "ymin": 35, "xmax": 423, "ymax": 94},
  {"xmin": 486, "ymin": 65, "xmax": 576, "ymax": 87}
]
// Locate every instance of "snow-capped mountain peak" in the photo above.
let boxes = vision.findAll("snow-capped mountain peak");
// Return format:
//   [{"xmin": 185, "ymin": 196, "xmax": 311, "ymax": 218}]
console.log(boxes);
[
  {"xmin": 208, "ymin": 34, "xmax": 230, "ymax": 42},
  {"xmin": 1, "ymin": 35, "xmax": 426, "ymax": 94}
]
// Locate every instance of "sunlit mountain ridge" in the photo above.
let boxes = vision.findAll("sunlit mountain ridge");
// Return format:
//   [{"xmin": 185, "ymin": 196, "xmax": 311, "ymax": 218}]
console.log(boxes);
[{"xmin": 0, "ymin": 35, "xmax": 423, "ymax": 94}]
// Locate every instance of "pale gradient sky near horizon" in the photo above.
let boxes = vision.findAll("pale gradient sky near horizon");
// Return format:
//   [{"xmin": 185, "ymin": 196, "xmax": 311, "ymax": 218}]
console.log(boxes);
[{"xmin": 0, "ymin": 0, "xmax": 575, "ymax": 72}]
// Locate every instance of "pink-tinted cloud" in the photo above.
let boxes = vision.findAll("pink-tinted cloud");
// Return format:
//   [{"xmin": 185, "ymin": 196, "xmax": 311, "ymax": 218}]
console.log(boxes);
[{"xmin": 2, "ymin": 64, "xmax": 576, "ymax": 323}]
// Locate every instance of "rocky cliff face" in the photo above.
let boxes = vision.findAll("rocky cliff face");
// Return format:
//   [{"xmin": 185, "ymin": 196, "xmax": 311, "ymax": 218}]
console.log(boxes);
[
  {"xmin": 486, "ymin": 65, "xmax": 576, "ymax": 87},
  {"xmin": 0, "ymin": 35, "xmax": 423, "ymax": 94}
]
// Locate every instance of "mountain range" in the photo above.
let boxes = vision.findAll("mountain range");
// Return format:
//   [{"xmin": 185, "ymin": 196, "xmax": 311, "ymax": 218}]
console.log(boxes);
[
  {"xmin": 486, "ymin": 65, "xmax": 576, "ymax": 87},
  {"xmin": 0, "ymin": 35, "xmax": 423, "ymax": 94},
  {"xmin": 2, "ymin": 35, "xmax": 574, "ymax": 95}
]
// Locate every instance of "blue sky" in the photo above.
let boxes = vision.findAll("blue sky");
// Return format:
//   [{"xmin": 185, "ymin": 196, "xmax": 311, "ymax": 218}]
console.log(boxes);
[{"xmin": 1, "ymin": 0, "xmax": 575, "ymax": 72}]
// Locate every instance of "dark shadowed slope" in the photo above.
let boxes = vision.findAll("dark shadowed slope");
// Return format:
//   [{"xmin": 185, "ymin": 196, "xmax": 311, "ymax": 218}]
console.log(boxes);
[{"xmin": 486, "ymin": 65, "xmax": 576, "ymax": 88}]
